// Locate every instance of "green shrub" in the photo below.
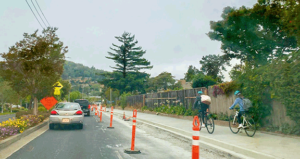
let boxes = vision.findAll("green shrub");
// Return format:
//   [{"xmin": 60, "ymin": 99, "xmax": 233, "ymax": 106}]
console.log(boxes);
[
  {"xmin": 12, "ymin": 108, "xmax": 20, "ymax": 113},
  {"xmin": 120, "ymin": 92, "xmax": 132, "ymax": 110},
  {"xmin": 16, "ymin": 109, "xmax": 49, "ymax": 119},
  {"xmin": 174, "ymin": 106, "xmax": 185, "ymax": 115},
  {"xmin": 184, "ymin": 108, "xmax": 193, "ymax": 116},
  {"xmin": 141, "ymin": 106, "xmax": 148, "ymax": 111},
  {"xmin": 217, "ymin": 112, "xmax": 229, "ymax": 121},
  {"xmin": 38, "ymin": 106, "xmax": 47, "ymax": 112}
]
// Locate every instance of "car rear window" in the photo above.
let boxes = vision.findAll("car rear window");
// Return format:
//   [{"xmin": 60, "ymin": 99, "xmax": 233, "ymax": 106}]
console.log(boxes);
[
  {"xmin": 74, "ymin": 100, "xmax": 89, "ymax": 106},
  {"xmin": 55, "ymin": 103, "xmax": 80, "ymax": 110}
]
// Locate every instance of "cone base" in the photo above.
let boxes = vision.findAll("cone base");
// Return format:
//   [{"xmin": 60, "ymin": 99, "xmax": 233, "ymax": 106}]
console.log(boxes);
[
  {"xmin": 107, "ymin": 127, "xmax": 114, "ymax": 129},
  {"xmin": 124, "ymin": 149, "xmax": 141, "ymax": 154}
]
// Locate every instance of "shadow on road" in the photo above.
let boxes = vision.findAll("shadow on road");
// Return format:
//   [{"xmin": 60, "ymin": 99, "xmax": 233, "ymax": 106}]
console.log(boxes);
[{"xmin": 51, "ymin": 125, "xmax": 83, "ymax": 131}]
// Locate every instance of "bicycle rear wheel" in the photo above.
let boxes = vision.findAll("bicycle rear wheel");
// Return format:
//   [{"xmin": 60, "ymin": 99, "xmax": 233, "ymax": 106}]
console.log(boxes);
[
  {"xmin": 245, "ymin": 118, "xmax": 256, "ymax": 137},
  {"xmin": 229, "ymin": 115, "xmax": 240, "ymax": 134},
  {"xmin": 205, "ymin": 115, "xmax": 215, "ymax": 134}
]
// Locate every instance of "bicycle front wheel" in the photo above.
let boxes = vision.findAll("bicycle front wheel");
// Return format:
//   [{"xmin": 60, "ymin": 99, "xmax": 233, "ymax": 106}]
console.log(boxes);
[
  {"xmin": 245, "ymin": 118, "xmax": 256, "ymax": 137},
  {"xmin": 205, "ymin": 116, "xmax": 215, "ymax": 134},
  {"xmin": 229, "ymin": 115, "xmax": 240, "ymax": 134}
]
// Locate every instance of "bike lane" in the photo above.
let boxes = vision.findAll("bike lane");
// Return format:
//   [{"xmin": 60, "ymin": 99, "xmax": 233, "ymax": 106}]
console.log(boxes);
[{"xmin": 114, "ymin": 109, "xmax": 300, "ymax": 159}]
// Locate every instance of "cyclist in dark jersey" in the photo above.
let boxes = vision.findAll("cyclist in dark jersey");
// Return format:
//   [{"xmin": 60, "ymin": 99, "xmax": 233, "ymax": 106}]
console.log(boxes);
[{"xmin": 194, "ymin": 91, "xmax": 209, "ymax": 128}]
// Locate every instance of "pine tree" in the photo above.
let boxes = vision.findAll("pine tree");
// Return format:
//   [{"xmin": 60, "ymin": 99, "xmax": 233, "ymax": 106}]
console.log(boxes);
[{"xmin": 106, "ymin": 32, "xmax": 153, "ymax": 78}]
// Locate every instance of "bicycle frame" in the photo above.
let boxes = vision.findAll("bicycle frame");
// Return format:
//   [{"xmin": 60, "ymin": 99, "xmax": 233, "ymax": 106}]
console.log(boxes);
[{"xmin": 232, "ymin": 111, "xmax": 252, "ymax": 128}]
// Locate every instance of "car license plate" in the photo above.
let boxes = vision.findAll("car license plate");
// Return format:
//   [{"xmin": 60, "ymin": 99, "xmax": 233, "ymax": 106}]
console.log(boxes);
[
  {"xmin": 84, "ymin": 113, "xmax": 87, "ymax": 115},
  {"xmin": 62, "ymin": 118, "xmax": 70, "ymax": 123}
]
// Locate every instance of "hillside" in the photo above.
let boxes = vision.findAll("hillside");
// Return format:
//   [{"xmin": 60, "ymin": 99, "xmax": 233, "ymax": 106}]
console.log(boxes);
[
  {"xmin": 61, "ymin": 61, "xmax": 107, "ymax": 95},
  {"xmin": 62, "ymin": 61, "xmax": 106, "ymax": 81}
]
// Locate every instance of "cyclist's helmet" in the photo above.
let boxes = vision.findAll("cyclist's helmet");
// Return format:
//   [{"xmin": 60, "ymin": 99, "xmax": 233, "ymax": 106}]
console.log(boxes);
[
  {"xmin": 198, "ymin": 91, "xmax": 203, "ymax": 94},
  {"xmin": 234, "ymin": 90, "xmax": 241, "ymax": 96}
]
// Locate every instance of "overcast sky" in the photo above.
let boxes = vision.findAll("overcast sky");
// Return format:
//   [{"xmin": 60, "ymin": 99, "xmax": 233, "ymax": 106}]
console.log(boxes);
[{"xmin": 0, "ymin": 0, "xmax": 257, "ymax": 81}]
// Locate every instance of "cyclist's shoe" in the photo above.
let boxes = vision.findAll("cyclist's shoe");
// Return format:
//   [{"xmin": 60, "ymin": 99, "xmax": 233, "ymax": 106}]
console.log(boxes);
[
  {"xmin": 238, "ymin": 124, "xmax": 243, "ymax": 129},
  {"xmin": 201, "ymin": 124, "xmax": 206, "ymax": 128}
]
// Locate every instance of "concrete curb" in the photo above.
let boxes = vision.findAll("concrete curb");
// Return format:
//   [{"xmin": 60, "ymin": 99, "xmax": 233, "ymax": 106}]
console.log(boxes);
[
  {"xmin": 0, "ymin": 118, "xmax": 49, "ymax": 151},
  {"xmin": 113, "ymin": 111, "xmax": 277, "ymax": 159}
]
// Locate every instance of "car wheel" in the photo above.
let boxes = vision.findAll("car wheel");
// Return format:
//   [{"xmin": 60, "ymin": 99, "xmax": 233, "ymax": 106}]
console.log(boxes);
[
  {"xmin": 49, "ymin": 124, "xmax": 54, "ymax": 130},
  {"xmin": 78, "ymin": 124, "xmax": 83, "ymax": 129}
]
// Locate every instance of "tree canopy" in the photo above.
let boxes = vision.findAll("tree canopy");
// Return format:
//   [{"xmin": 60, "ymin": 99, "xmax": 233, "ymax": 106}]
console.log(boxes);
[
  {"xmin": 0, "ymin": 27, "xmax": 67, "ymax": 115},
  {"xmin": 184, "ymin": 65, "xmax": 200, "ymax": 82},
  {"xmin": 199, "ymin": 54, "xmax": 230, "ymax": 81},
  {"xmin": 207, "ymin": 4, "xmax": 299, "ymax": 67}
]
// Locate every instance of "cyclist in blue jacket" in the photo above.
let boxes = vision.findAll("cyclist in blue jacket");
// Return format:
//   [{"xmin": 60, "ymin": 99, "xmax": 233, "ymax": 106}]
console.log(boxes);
[{"xmin": 229, "ymin": 90, "xmax": 245, "ymax": 129}]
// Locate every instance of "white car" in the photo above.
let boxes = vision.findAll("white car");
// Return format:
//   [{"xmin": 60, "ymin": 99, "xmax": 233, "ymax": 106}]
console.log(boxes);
[{"xmin": 49, "ymin": 102, "xmax": 84, "ymax": 129}]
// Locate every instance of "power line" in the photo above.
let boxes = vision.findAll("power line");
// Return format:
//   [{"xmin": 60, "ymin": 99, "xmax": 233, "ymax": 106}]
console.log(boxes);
[
  {"xmin": 25, "ymin": 0, "xmax": 44, "ymax": 29},
  {"xmin": 31, "ymin": 0, "xmax": 47, "ymax": 27},
  {"xmin": 35, "ymin": 0, "xmax": 51, "ymax": 26}
]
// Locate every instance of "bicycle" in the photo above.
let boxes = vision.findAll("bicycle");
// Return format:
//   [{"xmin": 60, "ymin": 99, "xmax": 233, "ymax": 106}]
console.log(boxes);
[
  {"xmin": 196, "ymin": 109, "xmax": 215, "ymax": 134},
  {"xmin": 229, "ymin": 108, "xmax": 256, "ymax": 137}
]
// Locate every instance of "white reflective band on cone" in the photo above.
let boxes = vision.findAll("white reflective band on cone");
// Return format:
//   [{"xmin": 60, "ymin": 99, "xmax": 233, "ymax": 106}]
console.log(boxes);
[
  {"xmin": 133, "ymin": 123, "xmax": 136, "ymax": 126},
  {"xmin": 193, "ymin": 130, "xmax": 200, "ymax": 136},
  {"xmin": 192, "ymin": 140, "xmax": 199, "ymax": 145},
  {"xmin": 133, "ymin": 117, "xmax": 136, "ymax": 120}
]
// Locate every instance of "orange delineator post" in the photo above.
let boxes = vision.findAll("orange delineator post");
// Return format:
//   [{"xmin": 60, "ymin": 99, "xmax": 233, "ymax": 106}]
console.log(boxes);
[
  {"xmin": 100, "ymin": 105, "xmax": 102, "ymax": 122},
  {"xmin": 124, "ymin": 109, "xmax": 140, "ymax": 154},
  {"xmin": 107, "ymin": 107, "xmax": 114, "ymax": 128},
  {"xmin": 131, "ymin": 110, "xmax": 137, "ymax": 150},
  {"xmin": 192, "ymin": 116, "xmax": 200, "ymax": 159}
]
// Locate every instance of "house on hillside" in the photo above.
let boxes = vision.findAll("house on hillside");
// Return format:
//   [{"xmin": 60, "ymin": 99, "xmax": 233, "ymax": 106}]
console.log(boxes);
[
  {"xmin": 177, "ymin": 79, "xmax": 192, "ymax": 89},
  {"xmin": 99, "ymin": 84, "xmax": 104, "ymax": 93}
]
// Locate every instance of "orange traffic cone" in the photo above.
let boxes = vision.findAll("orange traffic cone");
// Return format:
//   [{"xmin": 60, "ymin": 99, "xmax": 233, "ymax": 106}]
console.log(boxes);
[{"xmin": 123, "ymin": 112, "xmax": 126, "ymax": 119}]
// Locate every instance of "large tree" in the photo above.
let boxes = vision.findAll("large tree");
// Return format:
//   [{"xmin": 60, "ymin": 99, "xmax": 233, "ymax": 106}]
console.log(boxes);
[
  {"xmin": 154, "ymin": 72, "xmax": 176, "ymax": 90},
  {"xmin": 144, "ymin": 72, "xmax": 181, "ymax": 92},
  {"xmin": 184, "ymin": 65, "xmax": 200, "ymax": 82},
  {"xmin": 99, "ymin": 71, "xmax": 149, "ymax": 94},
  {"xmin": 59, "ymin": 79, "xmax": 71, "ymax": 101},
  {"xmin": 262, "ymin": 0, "xmax": 300, "ymax": 45},
  {"xmin": 199, "ymin": 54, "xmax": 230, "ymax": 81},
  {"xmin": 0, "ymin": 27, "xmax": 68, "ymax": 115},
  {"xmin": 106, "ymin": 32, "xmax": 153, "ymax": 78},
  {"xmin": 207, "ymin": 4, "xmax": 298, "ymax": 67},
  {"xmin": 192, "ymin": 73, "xmax": 217, "ymax": 88}
]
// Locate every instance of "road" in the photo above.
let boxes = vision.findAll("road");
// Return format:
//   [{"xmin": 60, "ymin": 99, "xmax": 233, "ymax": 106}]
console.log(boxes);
[
  {"xmin": 7, "ymin": 112, "xmax": 193, "ymax": 159},
  {"xmin": 0, "ymin": 114, "xmax": 15, "ymax": 123}
]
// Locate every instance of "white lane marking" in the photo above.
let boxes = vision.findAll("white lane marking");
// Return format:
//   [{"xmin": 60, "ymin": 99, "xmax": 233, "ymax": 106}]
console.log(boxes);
[{"xmin": 115, "ymin": 151, "xmax": 123, "ymax": 159}]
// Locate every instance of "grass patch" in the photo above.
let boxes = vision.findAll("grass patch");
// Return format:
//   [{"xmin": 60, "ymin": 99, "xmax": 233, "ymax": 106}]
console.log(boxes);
[{"xmin": 0, "ymin": 112, "xmax": 15, "ymax": 116}]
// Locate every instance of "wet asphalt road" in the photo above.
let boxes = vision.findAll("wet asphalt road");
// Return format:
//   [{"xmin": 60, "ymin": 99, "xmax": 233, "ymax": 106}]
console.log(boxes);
[{"xmin": 7, "ymin": 112, "xmax": 190, "ymax": 159}]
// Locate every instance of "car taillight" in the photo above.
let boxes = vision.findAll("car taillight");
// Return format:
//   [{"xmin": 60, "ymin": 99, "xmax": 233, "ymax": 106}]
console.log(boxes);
[
  {"xmin": 51, "ymin": 110, "xmax": 58, "ymax": 115},
  {"xmin": 88, "ymin": 105, "xmax": 91, "ymax": 109},
  {"xmin": 75, "ymin": 110, "xmax": 83, "ymax": 115}
]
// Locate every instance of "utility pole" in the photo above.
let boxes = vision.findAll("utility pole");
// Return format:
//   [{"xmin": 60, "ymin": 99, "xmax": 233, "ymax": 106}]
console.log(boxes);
[
  {"xmin": 68, "ymin": 76, "xmax": 71, "ymax": 102},
  {"xmin": 110, "ymin": 88, "xmax": 112, "ymax": 107},
  {"xmin": 82, "ymin": 85, "xmax": 84, "ymax": 99}
]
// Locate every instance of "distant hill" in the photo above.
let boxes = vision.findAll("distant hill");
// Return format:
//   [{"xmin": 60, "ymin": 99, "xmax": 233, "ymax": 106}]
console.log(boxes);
[{"xmin": 62, "ymin": 61, "xmax": 107, "ymax": 83}]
